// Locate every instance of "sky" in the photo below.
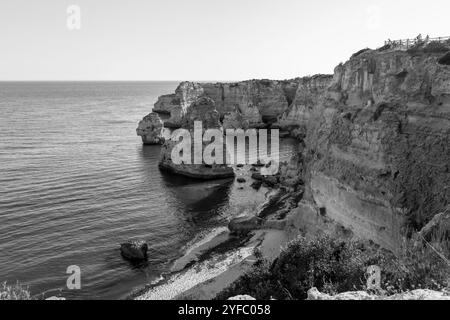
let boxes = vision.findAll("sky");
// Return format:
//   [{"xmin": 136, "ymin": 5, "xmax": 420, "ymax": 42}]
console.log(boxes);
[{"xmin": 1, "ymin": 0, "xmax": 449, "ymax": 81}]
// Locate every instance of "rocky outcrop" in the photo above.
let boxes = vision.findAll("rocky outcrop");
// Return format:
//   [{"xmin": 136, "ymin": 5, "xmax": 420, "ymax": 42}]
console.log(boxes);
[
  {"xmin": 136, "ymin": 112, "xmax": 171, "ymax": 144},
  {"xmin": 418, "ymin": 205, "xmax": 449, "ymax": 242},
  {"xmin": 299, "ymin": 48, "xmax": 450, "ymax": 252},
  {"xmin": 307, "ymin": 287, "xmax": 450, "ymax": 300},
  {"xmin": 275, "ymin": 75, "xmax": 333, "ymax": 137},
  {"xmin": 120, "ymin": 241, "xmax": 148, "ymax": 261},
  {"xmin": 152, "ymin": 79, "xmax": 302, "ymax": 129},
  {"xmin": 153, "ymin": 82, "xmax": 204, "ymax": 127},
  {"xmin": 279, "ymin": 154, "xmax": 304, "ymax": 189},
  {"xmin": 158, "ymin": 97, "xmax": 235, "ymax": 180}
]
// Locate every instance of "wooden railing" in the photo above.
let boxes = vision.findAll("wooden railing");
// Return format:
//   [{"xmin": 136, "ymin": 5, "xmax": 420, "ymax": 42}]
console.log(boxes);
[{"xmin": 383, "ymin": 36, "xmax": 450, "ymax": 50}]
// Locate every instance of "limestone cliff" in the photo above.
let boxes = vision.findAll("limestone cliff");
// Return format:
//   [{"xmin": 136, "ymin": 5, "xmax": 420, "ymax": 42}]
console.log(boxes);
[
  {"xmin": 275, "ymin": 75, "xmax": 333, "ymax": 138},
  {"xmin": 153, "ymin": 82, "xmax": 204, "ymax": 127},
  {"xmin": 299, "ymin": 48, "xmax": 450, "ymax": 251},
  {"xmin": 158, "ymin": 97, "xmax": 235, "ymax": 179},
  {"xmin": 140, "ymin": 44, "xmax": 449, "ymax": 252},
  {"xmin": 152, "ymin": 79, "xmax": 305, "ymax": 129}
]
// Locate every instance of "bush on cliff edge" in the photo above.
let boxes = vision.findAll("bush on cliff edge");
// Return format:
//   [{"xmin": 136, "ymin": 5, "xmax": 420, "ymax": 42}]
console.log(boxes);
[
  {"xmin": 0, "ymin": 281, "xmax": 31, "ymax": 300},
  {"xmin": 216, "ymin": 235, "xmax": 450, "ymax": 300}
]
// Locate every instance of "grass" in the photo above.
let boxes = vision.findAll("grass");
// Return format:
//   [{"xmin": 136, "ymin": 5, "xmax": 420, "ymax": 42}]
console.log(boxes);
[
  {"xmin": 0, "ymin": 281, "xmax": 31, "ymax": 300},
  {"xmin": 216, "ymin": 233, "xmax": 450, "ymax": 300},
  {"xmin": 407, "ymin": 41, "xmax": 450, "ymax": 54}
]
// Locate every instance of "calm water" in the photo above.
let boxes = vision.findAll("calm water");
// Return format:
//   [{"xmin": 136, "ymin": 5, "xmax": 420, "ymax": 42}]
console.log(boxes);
[{"xmin": 0, "ymin": 82, "xmax": 297, "ymax": 299}]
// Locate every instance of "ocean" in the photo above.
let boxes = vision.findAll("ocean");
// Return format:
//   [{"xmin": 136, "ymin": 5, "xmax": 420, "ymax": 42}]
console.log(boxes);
[{"xmin": 0, "ymin": 81, "xmax": 297, "ymax": 299}]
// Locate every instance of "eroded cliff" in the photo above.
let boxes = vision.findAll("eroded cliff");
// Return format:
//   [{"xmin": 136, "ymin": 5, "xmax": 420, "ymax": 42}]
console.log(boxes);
[{"xmin": 298, "ymin": 48, "xmax": 450, "ymax": 251}]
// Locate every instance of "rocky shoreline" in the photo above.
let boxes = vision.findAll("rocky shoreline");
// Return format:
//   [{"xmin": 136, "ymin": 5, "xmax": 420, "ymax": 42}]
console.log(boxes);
[{"xmin": 133, "ymin": 41, "xmax": 450, "ymax": 300}]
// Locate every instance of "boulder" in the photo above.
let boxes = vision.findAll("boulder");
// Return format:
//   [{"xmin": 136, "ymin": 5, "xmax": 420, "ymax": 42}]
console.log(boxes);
[{"xmin": 120, "ymin": 240, "xmax": 148, "ymax": 261}]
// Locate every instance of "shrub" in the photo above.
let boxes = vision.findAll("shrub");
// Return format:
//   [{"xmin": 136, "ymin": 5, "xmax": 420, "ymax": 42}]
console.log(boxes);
[
  {"xmin": 408, "ymin": 41, "xmax": 450, "ymax": 54},
  {"xmin": 351, "ymin": 48, "xmax": 371, "ymax": 59},
  {"xmin": 423, "ymin": 41, "xmax": 450, "ymax": 53},
  {"xmin": 0, "ymin": 282, "xmax": 31, "ymax": 300},
  {"xmin": 216, "ymin": 235, "xmax": 450, "ymax": 300},
  {"xmin": 438, "ymin": 52, "xmax": 450, "ymax": 65}
]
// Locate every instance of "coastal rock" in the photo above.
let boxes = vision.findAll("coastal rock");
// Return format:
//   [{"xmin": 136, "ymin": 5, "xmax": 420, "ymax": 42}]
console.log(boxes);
[
  {"xmin": 120, "ymin": 240, "xmax": 148, "ymax": 261},
  {"xmin": 418, "ymin": 205, "xmax": 450, "ymax": 242},
  {"xmin": 300, "ymin": 49, "xmax": 450, "ymax": 252},
  {"xmin": 153, "ymin": 79, "xmax": 300, "ymax": 129},
  {"xmin": 228, "ymin": 216, "xmax": 264, "ymax": 234},
  {"xmin": 136, "ymin": 112, "xmax": 170, "ymax": 144},
  {"xmin": 276, "ymin": 75, "xmax": 332, "ymax": 136},
  {"xmin": 158, "ymin": 97, "xmax": 235, "ymax": 180},
  {"xmin": 307, "ymin": 287, "xmax": 450, "ymax": 300},
  {"xmin": 279, "ymin": 154, "xmax": 303, "ymax": 189},
  {"xmin": 202, "ymin": 80, "xmax": 293, "ymax": 124},
  {"xmin": 222, "ymin": 111, "xmax": 250, "ymax": 130},
  {"xmin": 181, "ymin": 97, "xmax": 221, "ymax": 130},
  {"xmin": 153, "ymin": 82, "xmax": 204, "ymax": 127}
]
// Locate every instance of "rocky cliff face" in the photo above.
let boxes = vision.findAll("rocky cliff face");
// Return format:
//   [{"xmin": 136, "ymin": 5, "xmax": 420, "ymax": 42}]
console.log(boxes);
[
  {"xmin": 139, "ymin": 46, "xmax": 449, "ymax": 252},
  {"xmin": 158, "ymin": 97, "xmax": 235, "ymax": 179},
  {"xmin": 299, "ymin": 48, "xmax": 450, "ymax": 251},
  {"xmin": 153, "ymin": 82, "xmax": 204, "ymax": 127},
  {"xmin": 275, "ymin": 75, "xmax": 333, "ymax": 138},
  {"xmin": 152, "ymin": 79, "xmax": 305, "ymax": 129}
]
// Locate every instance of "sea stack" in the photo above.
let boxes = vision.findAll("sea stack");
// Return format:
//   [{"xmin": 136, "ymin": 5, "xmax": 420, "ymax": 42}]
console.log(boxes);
[
  {"xmin": 136, "ymin": 112, "xmax": 170, "ymax": 145},
  {"xmin": 158, "ymin": 97, "xmax": 235, "ymax": 180}
]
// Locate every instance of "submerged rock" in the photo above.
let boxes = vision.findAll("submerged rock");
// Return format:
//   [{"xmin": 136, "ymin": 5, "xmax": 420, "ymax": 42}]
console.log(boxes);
[{"xmin": 120, "ymin": 241, "xmax": 148, "ymax": 261}]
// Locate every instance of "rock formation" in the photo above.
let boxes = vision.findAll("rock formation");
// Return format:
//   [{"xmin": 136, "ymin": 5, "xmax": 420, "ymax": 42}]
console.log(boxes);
[
  {"xmin": 153, "ymin": 82, "xmax": 204, "ymax": 127},
  {"xmin": 158, "ymin": 97, "xmax": 235, "ymax": 180},
  {"xmin": 275, "ymin": 75, "xmax": 333, "ymax": 138},
  {"xmin": 298, "ymin": 48, "xmax": 450, "ymax": 252},
  {"xmin": 139, "ymin": 44, "xmax": 449, "ymax": 253},
  {"xmin": 120, "ymin": 240, "xmax": 148, "ymax": 261},
  {"xmin": 136, "ymin": 112, "xmax": 171, "ymax": 144},
  {"xmin": 152, "ymin": 79, "xmax": 303, "ymax": 129}
]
